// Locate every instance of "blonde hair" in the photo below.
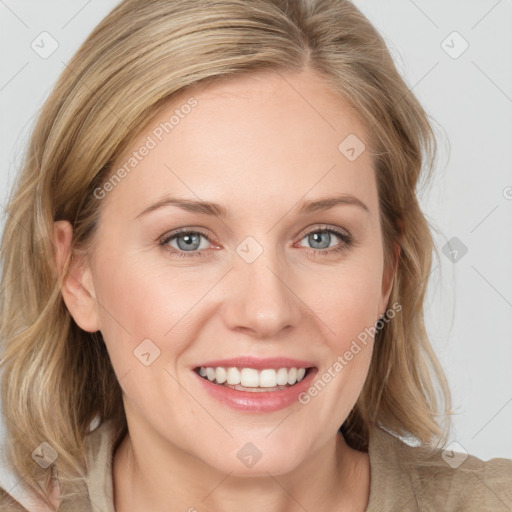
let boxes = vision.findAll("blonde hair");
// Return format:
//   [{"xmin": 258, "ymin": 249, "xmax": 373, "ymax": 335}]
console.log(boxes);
[{"xmin": 0, "ymin": 0, "xmax": 451, "ymax": 507}]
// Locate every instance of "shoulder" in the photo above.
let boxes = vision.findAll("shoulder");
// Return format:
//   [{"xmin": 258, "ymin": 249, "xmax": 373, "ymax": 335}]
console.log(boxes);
[
  {"xmin": 367, "ymin": 426, "xmax": 512, "ymax": 511},
  {"xmin": 0, "ymin": 419, "xmax": 116, "ymax": 512},
  {"xmin": 0, "ymin": 486, "xmax": 30, "ymax": 511},
  {"xmin": 0, "ymin": 477, "xmax": 61, "ymax": 512}
]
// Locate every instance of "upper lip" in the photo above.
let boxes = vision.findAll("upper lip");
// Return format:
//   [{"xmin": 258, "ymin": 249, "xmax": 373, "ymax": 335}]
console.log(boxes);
[{"xmin": 193, "ymin": 356, "xmax": 317, "ymax": 371}]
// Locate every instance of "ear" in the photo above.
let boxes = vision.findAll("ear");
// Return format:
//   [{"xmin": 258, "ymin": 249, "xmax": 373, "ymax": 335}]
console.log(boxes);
[
  {"xmin": 378, "ymin": 240, "xmax": 401, "ymax": 317},
  {"xmin": 52, "ymin": 220, "xmax": 101, "ymax": 332}
]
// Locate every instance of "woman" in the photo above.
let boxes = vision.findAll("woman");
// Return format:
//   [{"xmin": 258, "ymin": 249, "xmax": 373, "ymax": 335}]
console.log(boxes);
[{"xmin": 1, "ymin": 0, "xmax": 511, "ymax": 510}]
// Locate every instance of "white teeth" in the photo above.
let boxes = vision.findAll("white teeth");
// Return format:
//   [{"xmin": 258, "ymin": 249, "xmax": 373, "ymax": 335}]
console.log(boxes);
[
  {"xmin": 215, "ymin": 367, "xmax": 227, "ymax": 384},
  {"xmin": 287, "ymin": 367, "xmax": 297, "ymax": 385},
  {"xmin": 240, "ymin": 368, "xmax": 259, "ymax": 387},
  {"xmin": 276, "ymin": 368, "xmax": 289, "ymax": 386},
  {"xmin": 197, "ymin": 366, "xmax": 310, "ymax": 388},
  {"xmin": 206, "ymin": 367, "xmax": 216, "ymax": 381},
  {"xmin": 226, "ymin": 367, "xmax": 241, "ymax": 385},
  {"xmin": 259, "ymin": 369, "xmax": 277, "ymax": 388}
]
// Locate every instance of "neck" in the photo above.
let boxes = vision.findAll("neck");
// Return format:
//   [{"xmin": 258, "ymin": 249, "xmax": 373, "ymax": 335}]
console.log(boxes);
[{"xmin": 112, "ymin": 422, "xmax": 370, "ymax": 512}]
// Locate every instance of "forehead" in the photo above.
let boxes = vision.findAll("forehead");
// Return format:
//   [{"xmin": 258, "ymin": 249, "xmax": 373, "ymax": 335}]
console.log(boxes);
[{"xmin": 101, "ymin": 68, "xmax": 377, "ymax": 219}]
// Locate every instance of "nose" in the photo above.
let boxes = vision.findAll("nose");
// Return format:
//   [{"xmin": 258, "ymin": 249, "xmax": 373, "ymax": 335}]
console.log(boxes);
[{"xmin": 221, "ymin": 246, "xmax": 303, "ymax": 339}]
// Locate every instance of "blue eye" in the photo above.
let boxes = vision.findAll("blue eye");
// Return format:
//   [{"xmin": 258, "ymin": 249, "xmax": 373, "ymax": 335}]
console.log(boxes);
[
  {"xmin": 299, "ymin": 228, "xmax": 350, "ymax": 251},
  {"xmin": 159, "ymin": 226, "xmax": 353, "ymax": 259},
  {"xmin": 159, "ymin": 229, "xmax": 212, "ymax": 258}
]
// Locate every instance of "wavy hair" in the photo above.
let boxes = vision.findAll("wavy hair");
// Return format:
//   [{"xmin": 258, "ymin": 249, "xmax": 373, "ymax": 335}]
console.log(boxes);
[{"xmin": 0, "ymin": 0, "xmax": 451, "ymax": 507}]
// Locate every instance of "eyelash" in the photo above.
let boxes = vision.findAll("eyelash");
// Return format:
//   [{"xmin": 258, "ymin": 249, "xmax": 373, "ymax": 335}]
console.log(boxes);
[{"xmin": 158, "ymin": 225, "xmax": 353, "ymax": 259}]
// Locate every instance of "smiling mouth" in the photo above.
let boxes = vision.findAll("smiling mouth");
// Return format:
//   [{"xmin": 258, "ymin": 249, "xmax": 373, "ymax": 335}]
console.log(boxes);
[{"xmin": 194, "ymin": 366, "xmax": 315, "ymax": 392}]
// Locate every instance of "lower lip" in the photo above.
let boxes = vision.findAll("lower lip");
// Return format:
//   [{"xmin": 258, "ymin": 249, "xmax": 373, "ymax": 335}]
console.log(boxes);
[{"xmin": 193, "ymin": 368, "xmax": 318, "ymax": 413}]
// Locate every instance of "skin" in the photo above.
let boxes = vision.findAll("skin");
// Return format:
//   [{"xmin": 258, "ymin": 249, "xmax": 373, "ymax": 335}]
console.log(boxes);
[{"xmin": 54, "ymin": 67, "xmax": 397, "ymax": 512}]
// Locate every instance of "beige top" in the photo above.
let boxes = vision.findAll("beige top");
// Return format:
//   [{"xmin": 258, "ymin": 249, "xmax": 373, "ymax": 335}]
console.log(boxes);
[{"xmin": 2, "ymin": 420, "xmax": 512, "ymax": 511}]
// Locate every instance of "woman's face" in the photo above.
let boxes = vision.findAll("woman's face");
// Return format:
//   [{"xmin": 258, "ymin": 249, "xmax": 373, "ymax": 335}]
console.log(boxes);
[{"xmin": 60, "ymin": 67, "xmax": 395, "ymax": 475}]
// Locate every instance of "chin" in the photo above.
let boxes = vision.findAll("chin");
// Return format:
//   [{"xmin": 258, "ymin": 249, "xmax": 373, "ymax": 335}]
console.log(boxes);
[{"xmin": 199, "ymin": 441, "xmax": 307, "ymax": 477}]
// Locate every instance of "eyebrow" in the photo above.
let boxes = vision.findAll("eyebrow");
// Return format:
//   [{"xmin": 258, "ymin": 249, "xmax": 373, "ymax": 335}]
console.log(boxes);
[{"xmin": 133, "ymin": 193, "xmax": 370, "ymax": 220}]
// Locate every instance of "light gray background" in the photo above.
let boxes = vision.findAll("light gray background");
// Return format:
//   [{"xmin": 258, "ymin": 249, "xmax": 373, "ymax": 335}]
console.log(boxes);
[{"xmin": 1, "ymin": 0, "xmax": 511, "ymax": 497}]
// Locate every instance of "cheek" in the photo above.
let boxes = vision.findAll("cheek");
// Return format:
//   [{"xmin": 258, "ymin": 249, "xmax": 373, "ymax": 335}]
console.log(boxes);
[
  {"xmin": 315, "ymin": 258, "xmax": 384, "ymax": 347},
  {"xmin": 90, "ymin": 259, "xmax": 196, "ymax": 414},
  {"xmin": 303, "ymin": 255, "xmax": 383, "ymax": 404},
  {"xmin": 90, "ymin": 251, "xmax": 201, "ymax": 370}
]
